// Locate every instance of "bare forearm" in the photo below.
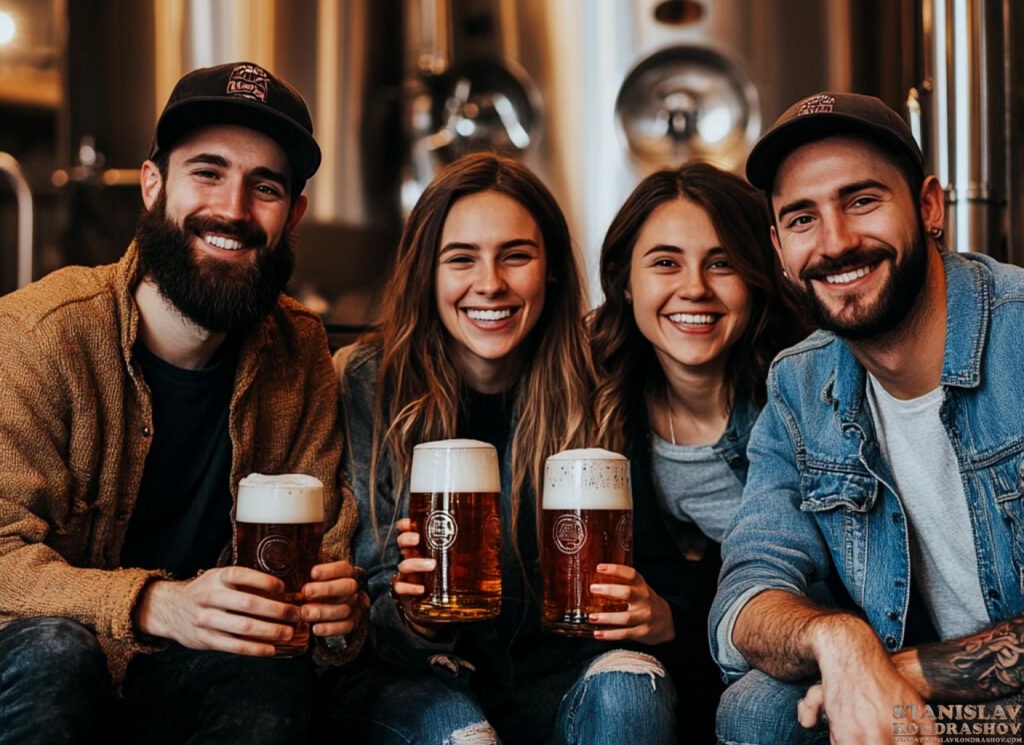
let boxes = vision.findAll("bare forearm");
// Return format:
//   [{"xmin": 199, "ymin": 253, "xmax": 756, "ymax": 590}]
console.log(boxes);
[
  {"xmin": 894, "ymin": 614, "xmax": 1024, "ymax": 701},
  {"xmin": 733, "ymin": 589, "xmax": 866, "ymax": 680}
]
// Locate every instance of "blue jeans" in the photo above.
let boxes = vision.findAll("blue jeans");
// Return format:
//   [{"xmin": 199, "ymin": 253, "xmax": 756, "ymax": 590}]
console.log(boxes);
[
  {"xmin": 715, "ymin": 670, "xmax": 828, "ymax": 745},
  {"xmin": 330, "ymin": 649, "xmax": 677, "ymax": 744},
  {"xmin": 0, "ymin": 617, "xmax": 110, "ymax": 744},
  {"xmin": 0, "ymin": 617, "xmax": 315, "ymax": 745}
]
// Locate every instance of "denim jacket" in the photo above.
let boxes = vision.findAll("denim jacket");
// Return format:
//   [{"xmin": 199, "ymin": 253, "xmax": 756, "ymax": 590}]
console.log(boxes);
[{"xmin": 711, "ymin": 251, "xmax": 1024, "ymax": 681}]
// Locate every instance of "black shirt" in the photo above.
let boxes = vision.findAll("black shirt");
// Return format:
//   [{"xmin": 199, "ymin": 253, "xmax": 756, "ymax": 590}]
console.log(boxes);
[{"xmin": 120, "ymin": 339, "xmax": 238, "ymax": 578}]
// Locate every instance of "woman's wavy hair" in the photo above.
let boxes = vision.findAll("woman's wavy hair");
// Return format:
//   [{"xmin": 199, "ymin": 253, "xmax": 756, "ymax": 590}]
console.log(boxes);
[
  {"xmin": 590, "ymin": 161, "xmax": 808, "ymax": 454},
  {"xmin": 363, "ymin": 152, "xmax": 592, "ymax": 548}
]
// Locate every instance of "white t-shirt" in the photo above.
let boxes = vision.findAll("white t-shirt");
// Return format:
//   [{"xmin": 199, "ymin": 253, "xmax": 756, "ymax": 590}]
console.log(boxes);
[{"xmin": 865, "ymin": 374, "xmax": 990, "ymax": 638}]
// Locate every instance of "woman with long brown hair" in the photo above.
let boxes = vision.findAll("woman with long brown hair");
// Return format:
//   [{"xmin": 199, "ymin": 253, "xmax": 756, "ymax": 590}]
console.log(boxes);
[
  {"xmin": 590, "ymin": 161, "xmax": 809, "ymax": 742},
  {"xmin": 330, "ymin": 152, "xmax": 678, "ymax": 744}
]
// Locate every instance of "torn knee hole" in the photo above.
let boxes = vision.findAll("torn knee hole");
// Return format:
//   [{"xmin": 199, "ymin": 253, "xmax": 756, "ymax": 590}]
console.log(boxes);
[{"xmin": 443, "ymin": 721, "xmax": 498, "ymax": 745}]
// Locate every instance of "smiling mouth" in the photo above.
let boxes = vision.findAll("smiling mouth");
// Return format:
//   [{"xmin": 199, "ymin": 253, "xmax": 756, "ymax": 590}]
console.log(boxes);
[
  {"xmin": 465, "ymin": 308, "xmax": 514, "ymax": 322},
  {"xmin": 202, "ymin": 233, "xmax": 247, "ymax": 251},
  {"xmin": 822, "ymin": 263, "xmax": 877, "ymax": 285},
  {"xmin": 668, "ymin": 312, "xmax": 717, "ymax": 326}
]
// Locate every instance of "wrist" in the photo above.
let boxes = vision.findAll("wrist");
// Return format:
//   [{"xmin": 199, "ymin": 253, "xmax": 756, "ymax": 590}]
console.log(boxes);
[
  {"xmin": 807, "ymin": 612, "xmax": 886, "ymax": 673},
  {"xmin": 891, "ymin": 646, "xmax": 931, "ymax": 698},
  {"xmin": 132, "ymin": 578, "xmax": 175, "ymax": 639}
]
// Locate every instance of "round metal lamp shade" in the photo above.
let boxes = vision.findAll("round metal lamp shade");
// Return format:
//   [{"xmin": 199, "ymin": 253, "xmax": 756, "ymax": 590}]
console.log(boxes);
[{"xmin": 615, "ymin": 44, "xmax": 760, "ymax": 170}]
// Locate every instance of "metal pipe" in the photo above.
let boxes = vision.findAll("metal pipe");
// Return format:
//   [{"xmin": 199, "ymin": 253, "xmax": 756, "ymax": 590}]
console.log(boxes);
[{"xmin": 0, "ymin": 152, "xmax": 34, "ymax": 288}]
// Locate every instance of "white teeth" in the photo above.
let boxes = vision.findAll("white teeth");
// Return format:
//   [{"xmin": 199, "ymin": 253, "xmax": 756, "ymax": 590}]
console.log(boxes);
[
  {"xmin": 825, "ymin": 266, "xmax": 871, "ymax": 284},
  {"xmin": 205, "ymin": 234, "xmax": 244, "ymax": 251},
  {"xmin": 466, "ymin": 308, "xmax": 512, "ymax": 321},
  {"xmin": 668, "ymin": 313, "xmax": 715, "ymax": 325}
]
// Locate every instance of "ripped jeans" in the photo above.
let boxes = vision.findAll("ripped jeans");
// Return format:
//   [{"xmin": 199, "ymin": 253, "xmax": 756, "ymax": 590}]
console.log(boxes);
[{"xmin": 329, "ymin": 648, "xmax": 677, "ymax": 745}]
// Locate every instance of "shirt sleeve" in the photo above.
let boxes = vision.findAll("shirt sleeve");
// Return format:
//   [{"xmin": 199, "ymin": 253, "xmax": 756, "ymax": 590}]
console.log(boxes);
[
  {"xmin": 0, "ymin": 310, "xmax": 168, "ymax": 683},
  {"xmin": 709, "ymin": 372, "xmax": 834, "ymax": 682}
]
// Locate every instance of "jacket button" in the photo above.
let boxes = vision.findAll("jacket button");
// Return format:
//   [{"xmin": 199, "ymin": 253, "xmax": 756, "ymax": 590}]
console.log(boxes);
[
  {"xmin": 141, "ymin": 426, "xmax": 151, "ymax": 437},
  {"xmin": 891, "ymin": 512, "xmax": 901, "ymax": 523},
  {"xmin": 116, "ymin": 511, "xmax": 130, "ymax": 521},
  {"xmin": 885, "ymin": 636, "xmax": 897, "ymax": 648},
  {"xmin": 988, "ymin": 588, "xmax": 1002, "ymax": 600},
  {"xmin": 888, "ymin": 611, "xmax": 900, "ymax": 621}
]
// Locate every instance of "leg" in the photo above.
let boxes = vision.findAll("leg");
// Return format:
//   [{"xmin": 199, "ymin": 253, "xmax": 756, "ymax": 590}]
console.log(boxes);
[
  {"xmin": 716, "ymin": 669, "xmax": 828, "ymax": 745},
  {"xmin": 0, "ymin": 617, "xmax": 110, "ymax": 745},
  {"xmin": 552, "ymin": 649, "xmax": 677, "ymax": 745},
  {"xmin": 327, "ymin": 655, "xmax": 498, "ymax": 745},
  {"xmin": 122, "ymin": 644, "xmax": 314, "ymax": 745}
]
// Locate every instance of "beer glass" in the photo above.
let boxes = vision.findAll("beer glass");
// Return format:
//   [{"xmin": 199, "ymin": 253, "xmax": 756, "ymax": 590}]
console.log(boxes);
[
  {"xmin": 408, "ymin": 439, "xmax": 502, "ymax": 621},
  {"xmin": 235, "ymin": 473, "xmax": 325, "ymax": 657},
  {"xmin": 541, "ymin": 449, "xmax": 633, "ymax": 636}
]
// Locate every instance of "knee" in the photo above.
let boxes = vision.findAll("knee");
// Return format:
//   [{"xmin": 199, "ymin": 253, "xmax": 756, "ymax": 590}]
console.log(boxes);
[
  {"xmin": 579, "ymin": 650, "xmax": 677, "ymax": 714},
  {"xmin": 443, "ymin": 721, "xmax": 499, "ymax": 745},
  {"xmin": 716, "ymin": 670, "xmax": 825, "ymax": 745},
  {"xmin": 2, "ymin": 617, "xmax": 107, "ymax": 688}
]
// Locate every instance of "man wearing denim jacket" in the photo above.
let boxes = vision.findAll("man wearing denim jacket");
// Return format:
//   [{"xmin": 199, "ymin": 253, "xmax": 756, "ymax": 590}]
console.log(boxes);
[{"xmin": 711, "ymin": 92, "xmax": 1024, "ymax": 744}]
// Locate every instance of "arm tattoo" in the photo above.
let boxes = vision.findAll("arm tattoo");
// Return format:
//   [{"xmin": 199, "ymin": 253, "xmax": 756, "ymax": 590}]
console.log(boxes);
[{"xmin": 918, "ymin": 615, "xmax": 1024, "ymax": 699}]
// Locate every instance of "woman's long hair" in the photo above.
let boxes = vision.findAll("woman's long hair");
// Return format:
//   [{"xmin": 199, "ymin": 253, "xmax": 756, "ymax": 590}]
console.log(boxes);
[
  {"xmin": 590, "ymin": 161, "xmax": 808, "ymax": 454},
  {"xmin": 363, "ymin": 152, "xmax": 592, "ymax": 548}
]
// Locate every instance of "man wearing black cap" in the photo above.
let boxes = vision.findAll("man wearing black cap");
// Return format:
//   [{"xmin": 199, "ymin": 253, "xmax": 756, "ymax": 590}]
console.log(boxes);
[
  {"xmin": 0, "ymin": 62, "xmax": 364, "ymax": 744},
  {"xmin": 711, "ymin": 92, "xmax": 1024, "ymax": 743}
]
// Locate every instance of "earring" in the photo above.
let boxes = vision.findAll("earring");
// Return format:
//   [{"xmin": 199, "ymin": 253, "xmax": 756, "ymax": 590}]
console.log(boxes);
[{"xmin": 928, "ymin": 226, "xmax": 944, "ymax": 239}]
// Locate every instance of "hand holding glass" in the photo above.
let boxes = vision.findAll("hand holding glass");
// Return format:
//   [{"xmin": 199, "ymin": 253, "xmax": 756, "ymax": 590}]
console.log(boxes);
[
  {"xmin": 541, "ymin": 449, "xmax": 633, "ymax": 636},
  {"xmin": 235, "ymin": 473, "xmax": 325, "ymax": 657},
  {"xmin": 406, "ymin": 439, "xmax": 502, "ymax": 622}
]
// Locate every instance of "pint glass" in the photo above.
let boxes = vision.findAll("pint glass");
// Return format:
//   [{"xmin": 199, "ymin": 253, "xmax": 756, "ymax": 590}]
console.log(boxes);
[
  {"xmin": 235, "ymin": 473, "xmax": 325, "ymax": 657},
  {"xmin": 541, "ymin": 449, "xmax": 633, "ymax": 636},
  {"xmin": 407, "ymin": 439, "xmax": 502, "ymax": 621}
]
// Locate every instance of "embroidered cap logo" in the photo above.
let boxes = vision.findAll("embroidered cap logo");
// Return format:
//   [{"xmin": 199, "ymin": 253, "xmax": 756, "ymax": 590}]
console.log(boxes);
[
  {"xmin": 796, "ymin": 94, "xmax": 836, "ymax": 116},
  {"xmin": 225, "ymin": 63, "xmax": 270, "ymax": 102}
]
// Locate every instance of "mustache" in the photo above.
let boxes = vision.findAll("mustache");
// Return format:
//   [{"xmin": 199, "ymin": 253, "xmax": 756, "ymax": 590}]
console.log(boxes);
[
  {"xmin": 798, "ymin": 246, "xmax": 897, "ymax": 282},
  {"xmin": 183, "ymin": 215, "xmax": 268, "ymax": 248}
]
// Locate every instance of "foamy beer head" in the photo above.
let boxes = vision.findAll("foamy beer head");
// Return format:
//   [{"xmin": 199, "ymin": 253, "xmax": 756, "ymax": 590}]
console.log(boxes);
[
  {"xmin": 237, "ymin": 473, "xmax": 325, "ymax": 524},
  {"xmin": 542, "ymin": 449, "xmax": 631, "ymax": 510},
  {"xmin": 410, "ymin": 439, "xmax": 500, "ymax": 494}
]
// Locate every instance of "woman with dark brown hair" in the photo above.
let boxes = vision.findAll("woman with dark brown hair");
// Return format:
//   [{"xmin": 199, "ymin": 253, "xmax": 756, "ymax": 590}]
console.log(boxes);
[
  {"xmin": 330, "ymin": 152, "xmax": 678, "ymax": 744},
  {"xmin": 590, "ymin": 161, "xmax": 809, "ymax": 741}
]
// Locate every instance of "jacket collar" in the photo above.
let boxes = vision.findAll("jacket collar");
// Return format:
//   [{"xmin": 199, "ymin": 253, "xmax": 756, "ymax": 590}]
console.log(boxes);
[{"xmin": 824, "ymin": 251, "xmax": 990, "ymax": 423}]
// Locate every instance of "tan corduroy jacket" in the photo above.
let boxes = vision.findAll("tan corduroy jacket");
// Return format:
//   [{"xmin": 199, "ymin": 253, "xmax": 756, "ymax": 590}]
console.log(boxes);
[{"xmin": 0, "ymin": 244, "xmax": 361, "ymax": 683}]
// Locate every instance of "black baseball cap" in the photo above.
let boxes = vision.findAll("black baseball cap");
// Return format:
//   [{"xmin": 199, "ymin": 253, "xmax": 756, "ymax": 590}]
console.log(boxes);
[
  {"xmin": 745, "ymin": 92, "xmax": 923, "ymax": 193},
  {"xmin": 150, "ymin": 61, "xmax": 322, "ymax": 187}
]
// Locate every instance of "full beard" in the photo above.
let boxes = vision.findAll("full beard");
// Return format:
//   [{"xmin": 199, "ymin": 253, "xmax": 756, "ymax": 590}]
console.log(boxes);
[
  {"xmin": 795, "ymin": 224, "xmax": 929, "ymax": 342},
  {"xmin": 134, "ymin": 196, "xmax": 295, "ymax": 333}
]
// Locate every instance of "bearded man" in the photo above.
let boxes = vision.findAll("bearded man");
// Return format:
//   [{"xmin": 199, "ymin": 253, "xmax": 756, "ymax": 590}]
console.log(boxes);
[
  {"xmin": 0, "ymin": 62, "xmax": 364, "ymax": 745},
  {"xmin": 711, "ymin": 93, "xmax": 1024, "ymax": 744}
]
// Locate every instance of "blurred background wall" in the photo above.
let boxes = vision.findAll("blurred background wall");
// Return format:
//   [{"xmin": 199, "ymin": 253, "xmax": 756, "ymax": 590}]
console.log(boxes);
[{"xmin": 0, "ymin": 0, "xmax": 1020, "ymax": 330}]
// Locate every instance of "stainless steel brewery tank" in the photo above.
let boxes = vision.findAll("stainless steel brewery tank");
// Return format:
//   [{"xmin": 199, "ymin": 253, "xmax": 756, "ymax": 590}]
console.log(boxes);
[
  {"xmin": 431, "ymin": 0, "xmax": 908, "ymax": 297},
  {"xmin": 69, "ymin": 0, "xmax": 1024, "ymax": 319}
]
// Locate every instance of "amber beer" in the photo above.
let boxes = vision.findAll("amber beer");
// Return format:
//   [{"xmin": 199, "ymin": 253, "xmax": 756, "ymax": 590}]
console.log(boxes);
[
  {"xmin": 235, "ymin": 473, "xmax": 325, "ymax": 657},
  {"xmin": 541, "ymin": 449, "xmax": 633, "ymax": 636},
  {"xmin": 408, "ymin": 439, "xmax": 501, "ymax": 621}
]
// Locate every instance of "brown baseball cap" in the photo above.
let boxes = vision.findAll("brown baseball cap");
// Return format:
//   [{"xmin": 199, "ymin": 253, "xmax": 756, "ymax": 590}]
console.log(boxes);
[
  {"xmin": 150, "ymin": 61, "xmax": 321, "ymax": 186},
  {"xmin": 745, "ymin": 92, "xmax": 923, "ymax": 193}
]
